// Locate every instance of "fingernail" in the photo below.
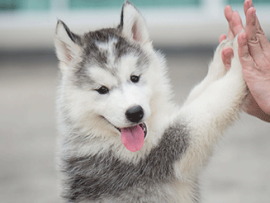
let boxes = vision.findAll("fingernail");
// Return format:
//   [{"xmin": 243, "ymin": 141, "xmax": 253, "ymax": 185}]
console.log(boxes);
[
  {"xmin": 247, "ymin": 0, "xmax": 254, "ymax": 9},
  {"xmin": 247, "ymin": 0, "xmax": 251, "ymax": 7},
  {"xmin": 242, "ymin": 33, "xmax": 246, "ymax": 39},
  {"xmin": 248, "ymin": 0, "xmax": 254, "ymax": 7}
]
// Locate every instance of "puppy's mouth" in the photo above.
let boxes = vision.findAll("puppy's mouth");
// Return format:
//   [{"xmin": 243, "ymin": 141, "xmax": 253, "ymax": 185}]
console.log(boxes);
[
  {"xmin": 101, "ymin": 116, "xmax": 147, "ymax": 152},
  {"xmin": 118, "ymin": 123, "xmax": 147, "ymax": 152}
]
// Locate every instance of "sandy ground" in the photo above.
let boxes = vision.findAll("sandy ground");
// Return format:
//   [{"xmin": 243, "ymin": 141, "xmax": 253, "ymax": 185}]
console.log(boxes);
[{"xmin": 0, "ymin": 49, "xmax": 269, "ymax": 203}]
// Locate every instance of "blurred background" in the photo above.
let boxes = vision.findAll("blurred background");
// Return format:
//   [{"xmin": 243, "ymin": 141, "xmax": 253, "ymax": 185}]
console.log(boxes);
[{"xmin": 0, "ymin": 0, "xmax": 270, "ymax": 203}]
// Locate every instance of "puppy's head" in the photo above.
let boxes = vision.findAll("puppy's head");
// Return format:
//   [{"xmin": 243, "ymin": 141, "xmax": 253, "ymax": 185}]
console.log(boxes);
[{"xmin": 55, "ymin": 2, "xmax": 167, "ymax": 152}]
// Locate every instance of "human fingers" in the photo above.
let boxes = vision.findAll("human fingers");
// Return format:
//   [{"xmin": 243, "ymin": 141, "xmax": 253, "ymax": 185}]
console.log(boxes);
[
  {"xmin": 245, "ymin": 8, "xmax": 265, "ymax": 65},
  {"xmin": 224, "ymin": 5, "xmax": 234, "ymax": 39},
  {"xmin": 221, "ymin": 47, "xmax": 233, "ymax": 71},
  {"xmin": 244, "ymin": 2, "xmax": 270, "ymax": 52},
  {"xmin": 237, "ymin": 32, "xmax": 255, "ymax": 70},
  {"xmin": 231, "ymin": 11, "xmax": 244, "ymax": 36},
  {"xmin": 244, "ymin": 0, "xmax": 253, "ymax": 14},
  {"xmin": 219, "ymin": 34, "xmax": 227, "ymax": 43}
]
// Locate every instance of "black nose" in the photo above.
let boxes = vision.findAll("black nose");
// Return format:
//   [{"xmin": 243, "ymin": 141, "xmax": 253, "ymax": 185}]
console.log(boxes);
[{"xmin": 125, "ymin": 105, "xmax": 144, "ymax": 123}]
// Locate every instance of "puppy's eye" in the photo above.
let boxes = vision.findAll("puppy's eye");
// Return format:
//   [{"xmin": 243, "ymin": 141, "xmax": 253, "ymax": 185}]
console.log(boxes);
[
  {"xmin": 96, "ymin": 86, "xmax": 109, "ymax": 94},
  {"xmin": 130, "ymin": 75, "xmax": 140, "ymax": 83}
]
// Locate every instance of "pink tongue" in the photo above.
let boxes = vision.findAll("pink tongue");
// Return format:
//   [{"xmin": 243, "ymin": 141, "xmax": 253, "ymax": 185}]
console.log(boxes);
[{"xmin": 121, "ymin": 125, "xmax": 144, "ymax": 152}]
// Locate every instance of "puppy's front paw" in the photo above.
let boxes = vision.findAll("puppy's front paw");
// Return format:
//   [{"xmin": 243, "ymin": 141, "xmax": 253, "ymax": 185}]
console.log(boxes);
[
  {"xmin": 208, "ymin": 38, "xmax": 232, "ymax": 79},
  {"xmin": 214, "ymin": 38, "xmax": 232, "ymax": 59},
  {"xmin": 226, "ymin": 34, "xmax": 247, "ymax": 100},
  {"xmin": 230, "ymin": 34, "xmax": 243, "ymax": 76}
]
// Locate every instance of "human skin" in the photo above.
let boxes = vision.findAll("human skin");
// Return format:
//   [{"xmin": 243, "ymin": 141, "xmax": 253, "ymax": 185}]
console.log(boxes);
[{"xmin": 219, "ymin": 0, "xmax": 270, "ymax": 122}]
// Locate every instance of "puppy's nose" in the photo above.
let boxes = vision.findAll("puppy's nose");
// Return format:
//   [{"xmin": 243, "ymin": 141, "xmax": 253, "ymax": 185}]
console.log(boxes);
[{"xmin": 126, "ymin": 105, "xmax": 144, "ymax": 123}]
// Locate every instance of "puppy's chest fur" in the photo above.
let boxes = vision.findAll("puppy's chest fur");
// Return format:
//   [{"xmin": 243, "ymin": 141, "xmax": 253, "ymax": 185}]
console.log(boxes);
[{"xmin": 61, "ymin": 123, "xmax": 191, "ymax": 202}]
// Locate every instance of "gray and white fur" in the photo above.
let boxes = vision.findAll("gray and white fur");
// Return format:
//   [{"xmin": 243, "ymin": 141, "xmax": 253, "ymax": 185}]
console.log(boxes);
[{"xmin": 54, "ymin": 1, "xmax": 247, "ymax": 203}]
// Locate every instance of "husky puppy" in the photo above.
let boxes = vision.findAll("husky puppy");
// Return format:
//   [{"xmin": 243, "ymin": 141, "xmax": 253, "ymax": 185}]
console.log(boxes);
[{"xmin": 55, "ymin": 1, "xmax": 247, "ymax": 202}]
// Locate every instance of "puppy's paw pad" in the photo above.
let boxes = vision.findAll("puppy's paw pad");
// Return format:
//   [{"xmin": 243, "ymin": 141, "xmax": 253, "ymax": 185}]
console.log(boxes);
[
  {"xmin": 214, "ymin": 38, "xmax": 233, "ymax": 61},
  {"xmin": 217, "ymin": 38, "xmax": 230, "ymax": 52}
]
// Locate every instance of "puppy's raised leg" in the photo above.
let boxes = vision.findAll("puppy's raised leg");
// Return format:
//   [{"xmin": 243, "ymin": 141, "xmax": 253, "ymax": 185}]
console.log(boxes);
[
  {"xmin": 184, "ymin": 39, "xmax": 232, "ymax": 105},
  {"xmin": 176, "ymin": 36, "xmax": 247, "ymax": 178}
]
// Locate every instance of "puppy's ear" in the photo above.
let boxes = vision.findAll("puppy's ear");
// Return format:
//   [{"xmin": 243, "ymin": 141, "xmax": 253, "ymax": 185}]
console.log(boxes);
[
  {"xmin": 54, "ymin": 20, "xmax": 82, "ymax": 66},
  {"xmin": 120, "ymin": 1, "xmax": 149, "ymax": 45}
]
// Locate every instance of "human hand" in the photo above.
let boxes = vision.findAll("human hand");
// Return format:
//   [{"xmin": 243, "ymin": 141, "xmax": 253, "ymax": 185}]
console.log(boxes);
[
  {"xmin": 220, "ymin": 0, "xmax": 270, "ymax": 122},
  {"xmin": 239, "ymin": 0, "xmax": 270, "ymax": 117},
  {"xmin": 219, "ymin": 5, "xmax": 243, "ymax": 71}
]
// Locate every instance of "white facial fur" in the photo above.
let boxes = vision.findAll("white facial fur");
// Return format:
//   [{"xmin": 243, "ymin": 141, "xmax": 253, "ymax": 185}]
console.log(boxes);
[{"xmin": 87, "ymin": 53, "xmax": 152, "ymax": 129}]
